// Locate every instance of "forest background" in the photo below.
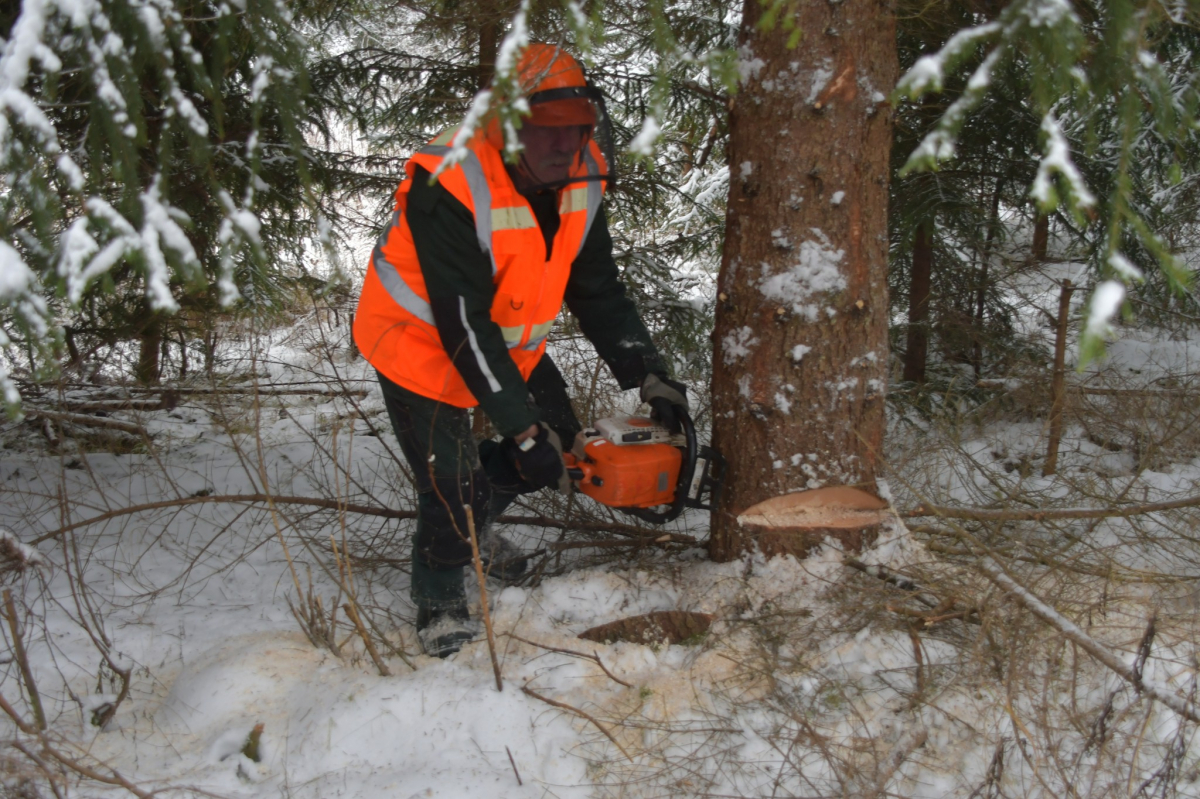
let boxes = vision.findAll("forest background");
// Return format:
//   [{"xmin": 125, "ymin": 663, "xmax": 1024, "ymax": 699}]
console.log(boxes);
[{"xmin": 2, "ymin": 0, "xmax": 1200, "ymax": 796}]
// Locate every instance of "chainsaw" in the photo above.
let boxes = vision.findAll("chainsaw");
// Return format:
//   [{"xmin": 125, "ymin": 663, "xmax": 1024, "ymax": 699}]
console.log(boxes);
[{"xmin": 563, "ymin": 409, "xmax": 726, "ymax": 524}]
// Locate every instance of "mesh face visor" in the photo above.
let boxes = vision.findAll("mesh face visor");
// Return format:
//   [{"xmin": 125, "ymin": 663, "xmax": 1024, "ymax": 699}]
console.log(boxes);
[{"xmin": 526, "ymin": 84, "xmax": 616, "ymax": 189}]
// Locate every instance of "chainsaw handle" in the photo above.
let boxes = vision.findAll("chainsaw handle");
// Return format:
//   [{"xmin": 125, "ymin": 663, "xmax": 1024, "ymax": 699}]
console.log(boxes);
[{"xmin": 563, "ymin": 453, "xmax": 589, "ymax": 483}]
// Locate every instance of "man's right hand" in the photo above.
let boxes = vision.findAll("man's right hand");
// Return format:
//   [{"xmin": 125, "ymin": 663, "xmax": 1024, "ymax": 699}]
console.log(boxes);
[
  {"xmin": 640, "ymin": 373, "xmax": 689, "ymax": 433},
  {"xmin": 506, "ymin": 423, "xmax": 570, "ymax": 494}
]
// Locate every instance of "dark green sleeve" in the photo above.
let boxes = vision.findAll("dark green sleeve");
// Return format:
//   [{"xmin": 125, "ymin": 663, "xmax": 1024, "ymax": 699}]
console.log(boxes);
[
  {"xmin": 406, "ymin": 168, "xmax": 538, "ymax": 438},
  {"xmin": 564, "ymin": 207, "xmax": 668, "ymax": 389}
]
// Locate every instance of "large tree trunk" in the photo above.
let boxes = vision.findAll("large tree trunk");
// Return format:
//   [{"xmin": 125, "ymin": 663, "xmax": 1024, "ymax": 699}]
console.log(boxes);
[
  {"xmin": 709, "ymin": 0, "xmax": 897, "ymax": 561},
  {"xmin": 902, "ymin": 219, "xmax": 934, "ymax": 384}
]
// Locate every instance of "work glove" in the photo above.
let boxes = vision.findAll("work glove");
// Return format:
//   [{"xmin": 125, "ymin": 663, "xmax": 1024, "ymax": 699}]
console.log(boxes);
[
  {"xmin": 503, "ymin": 424, "xmax": 571, "ymax": 495},
  {"xmin": 640, "ymin": 373, "xmax": 689, "ymax": 434}
]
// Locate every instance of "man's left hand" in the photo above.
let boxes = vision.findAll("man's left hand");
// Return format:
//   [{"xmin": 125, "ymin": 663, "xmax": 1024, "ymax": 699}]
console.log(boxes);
[{"xmin": 640, "ymin": 373, "xmax": 689, "ymax": 433}]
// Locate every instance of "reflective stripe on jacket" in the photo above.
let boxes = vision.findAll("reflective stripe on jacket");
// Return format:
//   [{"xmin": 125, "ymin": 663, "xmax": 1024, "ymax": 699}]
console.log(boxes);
[{"xmin": 353, "ymin": 129, "xmax": 606, "ymax": 408}]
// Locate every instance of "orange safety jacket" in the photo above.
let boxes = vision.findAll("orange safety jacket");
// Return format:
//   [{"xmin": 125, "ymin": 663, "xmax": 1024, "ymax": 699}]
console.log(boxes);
[{"xmin": 353, "ymin": 129, "xmax": 607, "ymax": 408}]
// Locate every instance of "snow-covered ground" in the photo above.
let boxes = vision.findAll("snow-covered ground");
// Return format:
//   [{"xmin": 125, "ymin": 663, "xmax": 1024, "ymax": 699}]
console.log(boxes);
[{"xmin": 3, "ymin": 295, "xmax": 1200, "ymax": 798}]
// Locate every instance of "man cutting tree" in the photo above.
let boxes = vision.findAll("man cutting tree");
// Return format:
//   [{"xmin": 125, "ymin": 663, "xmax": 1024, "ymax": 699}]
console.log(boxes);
[{"xmin": 354, "ymin": 43, "xmax": 689, "ymax": 657}]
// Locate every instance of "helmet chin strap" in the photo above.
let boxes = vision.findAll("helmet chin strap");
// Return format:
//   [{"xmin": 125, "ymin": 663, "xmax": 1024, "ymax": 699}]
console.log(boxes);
[
  {"xmin": 514, "ymin": 152, "xmax": 548, "ymax": 191},
  {"xmin": 513, "ymin": 150, "xmax": 582, "ymax": 193}
]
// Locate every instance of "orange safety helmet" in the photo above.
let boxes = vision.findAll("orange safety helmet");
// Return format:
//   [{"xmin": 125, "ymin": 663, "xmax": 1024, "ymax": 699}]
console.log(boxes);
[
  {"xmin": 485, "ymin": 44, "xmax": 607, "ymax": 142},
  {"xmin": 518, "ymin": 43, "xmax": 598, "ymax": 127},
  {"xmin": 481, "ymin": 42, "xmax": 614, "ymax": 189}
]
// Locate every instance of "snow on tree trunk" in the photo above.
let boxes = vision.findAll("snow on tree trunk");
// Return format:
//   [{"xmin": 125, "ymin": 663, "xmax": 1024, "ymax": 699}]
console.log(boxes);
[{"xmin": 709, "ymin": 0, "xmax": 897, "ymax": 561}]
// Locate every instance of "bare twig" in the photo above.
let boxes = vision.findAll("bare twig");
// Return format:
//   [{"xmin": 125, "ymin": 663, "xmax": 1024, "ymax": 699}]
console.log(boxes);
[
  {"xmin": 521, "ymin": 684, "xmax": 633, "ymax": 761},
  {"xmin": 466, "ymin": 506, "xmax": 503, "ymax": 692},
  {"xmin": 908, "ymin": 625, "xmax": 925, "ymax": 707},
  {"xmin": 844, "ymin": 558, "xmax": 943, "ymax": 611},
  {"xmin": 343, "ymin": 602, "xmax": 391, "ymax": 677},
  {"xmin": 865, "ymin": 728, "xmax": 927, "ymax": 799},
  {"xmin": 506, "ymin": 633, "xmax": 634, "ymax": 688},
  {"xmin": 3, "ymin": 589, "xmax": 46, "ymax": 730},
  {"xmin": 505, "ymin": 746, "xmax": 522, "ymax": 786},
  {"xmin": 11, "ymin": 740, "xmax": 154, "ymax": 799},
  {"xmin": 288, "ymin": 567, "xmax": 341, "ymax": 655},
  {"xmin": 0, "ymin": 688, "xmax": 38, "ymax": 733}
]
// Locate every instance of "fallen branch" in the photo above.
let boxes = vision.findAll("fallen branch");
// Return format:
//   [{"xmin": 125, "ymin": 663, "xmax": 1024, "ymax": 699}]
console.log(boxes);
[
  {"xmin": 521, "ymin": 684, "xmax": 633, "ymax": 761},
  {"xmin": 62, "ymin": 396, "xmax": 177, "ymax": 413},
  {"xmin": 904, "ymin": 493, "xmax": 1200, "ymax": 522},
  {"xmin": 179, "ymin": 386, "xmax": 369, "ymax": 398},
  {"xmin": 978, "ymin": 558, "xmax": 1200, "ymax": 724},
  {"xmin": 36, "ymin": 493, "xmax": 412, "ymax": 544},
  {"xmin": 24, "ymin": 409, "xmax": 146, "ymax": 437},
  {"xmin": 920, "ymin": 536, "xmax": 1181, "ymax": 584},
  {"xmin": 35, "ymin": 494, "xmax": 668, "ymax": 544},
  {"xmin": 973, "ymin": 378, "xmax": 1197, "ymax": 398},
  {"xmin": 19, "ymin": 380, "xmax": 369, "ymax": 398}
]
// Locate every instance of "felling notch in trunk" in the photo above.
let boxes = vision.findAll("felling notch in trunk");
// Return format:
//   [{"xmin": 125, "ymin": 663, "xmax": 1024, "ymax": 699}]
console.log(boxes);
[{"xmin": 735, "ymin": 486, "xmax": 890, "ymax": 559}]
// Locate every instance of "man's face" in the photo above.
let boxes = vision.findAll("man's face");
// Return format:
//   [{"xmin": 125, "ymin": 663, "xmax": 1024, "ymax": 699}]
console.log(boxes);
[{"xmin": 516, "ymin": 123, "xmax": 588, "ymax": 188}]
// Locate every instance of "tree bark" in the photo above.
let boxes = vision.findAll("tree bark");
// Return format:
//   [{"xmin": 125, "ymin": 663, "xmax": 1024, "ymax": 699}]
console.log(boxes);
[
  {"xmin": 709, "ymin": 0, "xmax": 897, "ymax": 561},
  {"xmin": 902, "ymin": 219, "xmax": 933, "ymax": 384},
  {"xmin": 1031, "ymin": 212, "xmax": 1049, "ymax": 262},
  {"xmin": 477, "ymin": 17, "xmax": 498, "ymax": 91},
  {"xmin": 135, "ymin": 313, "xmax": 162, "ymax": 386},
  {"xmin": 1043, "ymin": 280, "xmax": 1074, "ymax": 476}
]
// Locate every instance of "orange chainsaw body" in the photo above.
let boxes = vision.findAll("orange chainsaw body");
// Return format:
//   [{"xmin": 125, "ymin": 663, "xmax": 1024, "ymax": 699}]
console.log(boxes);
[{"xmin": 566, "ymin": 437, "xmax": 683, "ymax": 508}]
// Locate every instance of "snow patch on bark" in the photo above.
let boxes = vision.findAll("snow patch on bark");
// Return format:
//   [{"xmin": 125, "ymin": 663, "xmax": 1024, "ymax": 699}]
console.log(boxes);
[
  {"xmin": 736, "ymin": 44, "xmax": 765, "ymax": 84},
  {"xmin": 722, "ymin": 326, "xmax": 759, "ymax": 364},
  {"xmin": 805, "ymin": 59, "xmax": 834, "ymax": 104},
  {"xmin": 759, "ymin": 230, "xmax": 846, "ymax": 321}
]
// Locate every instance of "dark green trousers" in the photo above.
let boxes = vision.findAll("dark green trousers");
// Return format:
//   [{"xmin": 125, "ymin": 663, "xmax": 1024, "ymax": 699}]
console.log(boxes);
[{"xmin": 377, "ymin": 356, "xmax": 580, "ymax": 569}]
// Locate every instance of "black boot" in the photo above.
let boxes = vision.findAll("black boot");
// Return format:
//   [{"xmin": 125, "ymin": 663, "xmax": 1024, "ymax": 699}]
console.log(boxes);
[{"xmin": 411, "ymin": 560, "xmax": 476, "ymax": 658}]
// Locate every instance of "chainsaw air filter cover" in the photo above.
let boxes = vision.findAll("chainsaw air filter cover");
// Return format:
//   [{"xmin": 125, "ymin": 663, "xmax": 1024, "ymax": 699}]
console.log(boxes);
[{"xmin": 576, "ymin": 432, "xmax": 682, "ymax": 509}]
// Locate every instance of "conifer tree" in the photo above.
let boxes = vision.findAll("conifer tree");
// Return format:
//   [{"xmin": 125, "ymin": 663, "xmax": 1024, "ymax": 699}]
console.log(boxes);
[
  {"xmin": 0, "ymin": 0, "xmax": 333, "ymax": 405},
  {"xmin": 895, "ymin": 0, "xmax": 1200, "ymax": 365}
]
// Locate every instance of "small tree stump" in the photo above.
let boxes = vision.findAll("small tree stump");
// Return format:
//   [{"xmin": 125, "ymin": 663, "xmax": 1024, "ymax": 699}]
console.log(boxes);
[
  {"xmin": 578, "ymin": 611, "xmax": 714, "ymax": 646},
  {"xmin": 736, "ymin": 486, "xmax": 890, "ymax": 559}
]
